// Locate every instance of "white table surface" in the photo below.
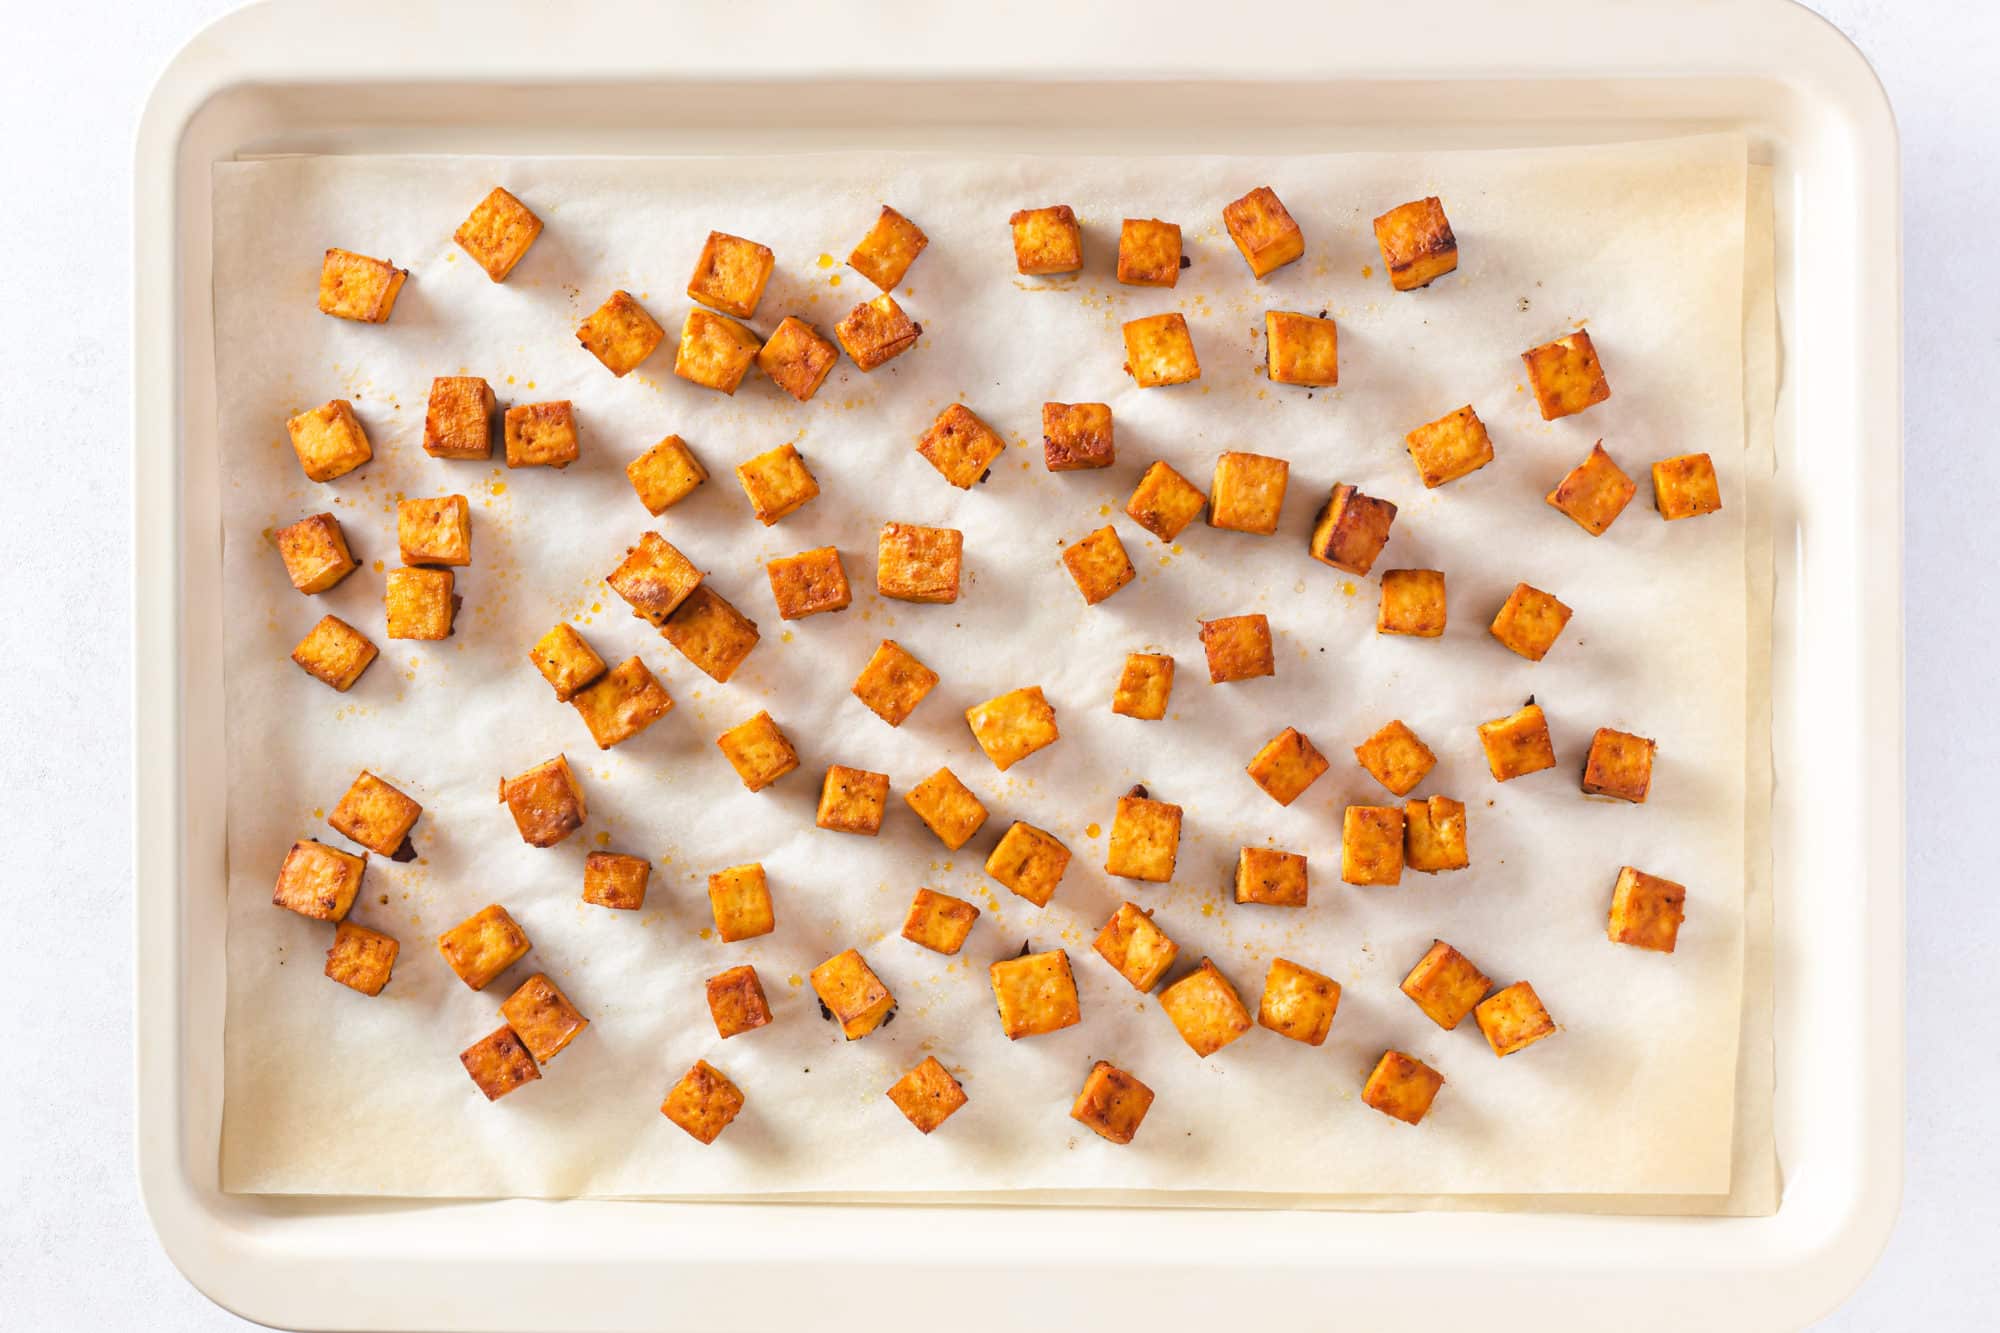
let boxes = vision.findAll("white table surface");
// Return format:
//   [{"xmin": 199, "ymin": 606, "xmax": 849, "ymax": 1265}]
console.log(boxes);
[{"xmin": 0, "ymin": 1, "xmax": 1986, "ymax": 1328}]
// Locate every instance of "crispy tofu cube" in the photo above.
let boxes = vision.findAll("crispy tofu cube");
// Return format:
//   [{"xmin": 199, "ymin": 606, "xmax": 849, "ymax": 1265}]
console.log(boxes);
[
  {"xmin": 904, "ymin": 767, "xmax": 989, "ymax": 851},
  {"xmin": 816, "ymin": 764, "xmax": 889, "ymax": 835},
  {"xmin": 275, "ymin": 512, "xmax": 357, "ymax": 594},
  {"xmin": 985, "ymin": 821, "xmax": 1072, "ymax": 908},
  {"xmin": 1405, "ymin": 405, "xmax": 1494, "ymax": 488},
  {"xmin": 1199, "ymin": 614, "xmax": 1274, "ymax": 683},
  {"xmin": 397, "ymin": 495, "xmax": 471, "ymax": 567},
  {"xmin": 765, "ymin": 546, "xmax": 852, "ymax": 619},
  {"xmin": 1245, "ymin": 726, "xmax": 1328, "ymax": 806},
  {"xmin": 1341, "ymin": 805, "xmax": 1405, "ymax": 886},
  {"xmin": 273, "ymin": 839, "xmax": 366, "ymax": 921},
  {"xmin": 1071, "ymin": 1061, "xmax": 1154, "ymax": 1144},
  {"xmin": 1258, "ymin": 957, "xmax": 1339, "ymax": 1045},
  {"xmin": 1547, "ymin": 441, "xmax": 1637, "ymax": 536},
  {"xmin": 661, "ymin": 1060, "xmax": 743, "ymax": 1143},
  {"xmin": 1009, "ymin": 204, "xmax": 1082, "ymax": 275},
  {"xmin": 1653, "ymin": 452, "xmax": 1722, "ymax": 520},
  {"xmin": 290, "ymin": 614, "xmax": 377, "ymax": 691},
  {"xmin": 1354, "ymin": 719, "xmax": 1437, "ymax": 797},
  {"xmin": 735, "ymin": 443, "xmax": 820, "ymax": 526},
  {"xmin": 1608, "ymin": 866, "xmax": 1688, "ymax": 952},
  {"xmin": 879, "ymin": 522, "xmax": 963, "ymax": 604},
  {"xmin": 571, "ymin": 655, "xmax": 673, "ymax": 749},
  {"xmin": 327, "ymin": 770, "xmax": 421, "ymax": 857},
  {"xmin": 901, "ymin": 887, "xmax": 981, "ymax": 955},
  {"xmin": 453, "ymin": 186, "xmax": 541, "ymax": 281},
  {"xmin": 1126, "ymin": 461, "xmax": 1206, "ymax": 541},
  {"xmin": 1582, "ymin": 727, "xmax": 1656, "ymax": 802},
  {"xmin": 499, "ymin": 755, "xmax": 587, "ymax": 848},
  {"xmin": 1372, "ymin": 196, "xmax": 1458, "ymax": 291},
  {"xmin": 811, "ymin": 948, "xmax": 896, "ymax": 1040},
  {"xmin": 324, "ymin": 920, "xmax": 399, "ymax": 996},
  {"xmin": 582, "ymin": 851, "xmax": 650, "ymax": 910},
  {"xmin": 576, "ymin": 289, "xmax": 665, "ymax": 377},
  {"xmin": 1042, "ymin": 401, "xmax": 1114, "ymax": 471},
  {"xmin": 529, "ymin": 623, "xmax": 607, "ymax": 702},
  {"xmin": 715, "ymin": 710, "xmax": 800, "ymax": 792},
  {"xmin": 1093, "ymin": 901, "xmax": 1179, "ymax": 992},
  {"xmin": 1477, "ymin": 703, "xmax": 1557, "ymax": 782},
  {"xmin": 661, "ymin": 586, "xmax": 759, "ymax": 683},
  {"xmin": 1159, "ymin": 958, "xmax": 1253, "ymax": 1057},
  {"xmin": 461, "ymin": 1026, "xmax": 541, "ymax": 1102},
  {"xmin": 755, "ymin": 316, "xmax": 839, "ymax": 401},
  {"xmin": 1223, "ymin": 186, "xmax": 1304, "ymax": 278},
  {"xmin": 989, "ymin": 948, "xmax": 1082, "ymax": 1039},
  {"xmin": 607, "ymin": 531, "xmax": 704, "ymax": 626},
  {"xmin": 1235, "ymin": 846, "xmax": 1309, "ymax": 907},
  {"xmin": 1404, "ymin": 796, "xmax": 1470, "ymax": 873},
  {"xmin": 1117, "ymin": 218, "xmax": 1183, "ymax": 287},
  {"xmin": 385, "ymin": 567, "xmax": 456, "ymax": 640},
  {"xmin": 674, "ymin": 308, "xmax": 762, "ymax": 394},
  {"xmin": 705, "ymin": 964, "xmax": 773, "ymax": 1039},
  {"xmin": 316, "ymin": 247, "xmax": 406, "ymax": 322},
  {"xmin": 1489, "ymin": 583, "xmax": 1573, "ymax": 662},
  {"xmin": 423, "ymin": 376, "xmax": 496, "ymax": 460},
  {"xmin": 917, "ymin": 403, "xmax": 1004, "ymax": 489},
  {"xmin": 965, "ymin": 686, "xmax": 1059, "ymax": 771},
  {"xmin": 1476, "ymin": 981, "xmax": 1558, "ymax": 1057},
  {"xmin": 436, "ymin": 904, "xmax": 530, "ymax": 991},
  {"xmin": 709, "ymin": 863, "xmax": 775, "ymax": 942},
  {"xmin": 1062, "ymin": 525, "xmax": 1136, "ymax": 605},
  {"xmin": 1308, "ymin": 483, "xmax": 1397, "ymax": 575},
  {"xmin": 626, "ymin": 434, "xmax": 709, "ymax": 514},
  {"xmin": 1122, "ymin": 312, "xmax": 1200, "ymax": 387},
  {"xmin": 835, "ymin": 293, "xmax": 922, "ymax": 371},
  {"xmin": 1112, "ymin": 652, "xmax": 1175, "ymax": 720},
  {"xmin": 1362, "ymin": 1051, "xmax": 1444, "ymax": 1125},
  {"xmin": 1106, "ymin": 790, "xmax": 1181, "ymax": 882},
  {"xmin": 1522, "ymin": 329, "xmax": 1611, "ymax": 420},
  {"xmin": 500, "ymin": 973, "xmax": 589, "ymax": 1063},
  {"xmin": 286, "ymin": 399, "xmax": 372, "ymax": 483},
  {"xmin": 849, "ymin": 205, "xmax": 929, "ymax": 291},
  {"xmin": 687, "ymin": 230, "xmax": 775, "ymax": 319},
  {"xmin": 1264, "ymin": 310, "xmax": 1339, "ymax": 387},
  {"xmin": 1377, "ymin": 569, "xmax": 1446, "ymax": 638},
  {"xmin": 1208, "ymin": 451, "xmax": 1290, "ymax": 535},
  {"xmin": 887, "ymin": 1055, "xmax": 966, "ymax": 1134},
  {"xmin": 852, "ymin": 639, "xmax": 938, "ymax": 726},
  {"xmin": 1400, "ymin": 940, "xmax": 1491, "ymax": 1029},
  {"xmin": 502, "ymin": 400, "xmax": 579, "ymax": 469}
]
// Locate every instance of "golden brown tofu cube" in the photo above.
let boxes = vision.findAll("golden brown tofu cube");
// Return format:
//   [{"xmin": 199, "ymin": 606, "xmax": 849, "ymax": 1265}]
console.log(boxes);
[
  {"xmin": 1608, "ymin": 866, "xmax": 1688, "ymax": 953},
  {"xmin": 1404, "ymin": 796, "xmax": 1470, "ymax": 873},
  {"xmin": 576, "ymin": 289, "xmax": 665, "ymax": 377},
  {"xmin": 626, "ymin": 434, "xmax": 709, "ymax": 514},
  {"xmin": 500, "ymin": 972, "xmax": 589, "ymax": 1063},
  {"xmin": 705, "ymin": 964, "xmax": 773, "ymax": 1039},
  {"xmin": 1009, "ymin": 204, "xmax": 1082, "ymax": 275},
  {"xmin": 662, "ymin": 586, "xmax": 759, "ymax": 683},
  {"xmin": 1245, "ymin": 726, "xmax": 1328, "ymax": 806},
  {"xmin": 1522, "ymin": 328, "xmax": 1611, "ymax": 420},
  {"xmin": 1126, "ymin": 461, "xmax": 1206, "ymax": 541},
  {"xmin": 848, "ymin": 205, "xmax": 929, "ymax": 291},
  {"xmin": 1405, "ymin": 405, "xmax": 1494, "ymax": 488},
  {"xmin": 1477, "ymin": 703, "xmax": 1557, "ymax": 782},
  {"xmin": 1308, "ymin": 483, "xmax": 1397, "ymax": 575},
  {"xmin": 499, "ymin": 754, "xmax": 586, "ymax": 848},
  {"xmin": 989, "ymin": 948, "xmax": 1082, "ymax": 1039},
  {"xmin": 1093, "ymin": 901, "xmax": 1179, "ymax": 992},
  {"xmin": 674, "ymin": 308, "xmax": 762, "ymax": 394},
  {"xmin": 385, "ymin": 567, "xmax": 456, "ymax": 641},
  {"xmin": 1377, "ymin": 569, "xmax": 1446, "ymax": 638},
  {"xmin": 1489, "ymin": 583, "xmax": 1573, "ymax": 662},
  {"xmin": 423, "ymin": 376, "xmax": 496, "ymax": 460},
  {"xmin": 502, "ymin": 400, "xmax": 579, "ymax": 469},
  {"xmin": 1117, "ymin": 218, "xmax": 1183, "ymax": 287},
  {"xmin": 985, "ymin": 821, "xmax": 1072, "ymax": 908},
  {"xmin": 1159, "ymin": 958, "xmax": 1253, "ymax": 1057},
  {"xmin": 290, "ymin": 614, "xmax": 377, "ymax": 691},
  {"xmin": 529, "ymin": 623, "xmax": 607, "ymax": 702},
  {"xmin": 811, "ymin": 948, "xmax": 896, "ymax": 1040},
  {"xmin": 901, "ymin": 887, "xmax": 981, "ymax": 955},
  {"xmin": 756, "ymin": 316, "xmax": 839, "ymax": 402},
  {"xmin": 1122, "ymin": 312, "xmax": 1200, "ymax": 388},
  {"xmin": 436, "ymin": 904, "xmax": 531, "ymax": 991},
  {"xmin": 1042, "ymin": 401, "xmax": 1114, "ymax": 471},
  {"xmin": 709, "ymin": 863, "xmax": 775, "ymax": 942},
  {"xmin": 324, "ymin": 920, "xmax": 398, "ymax": 996},
  {"xmin": 1476, "ymin": 981, "xmax": 1558, "ymax": 1057},
  {"xmin": 453, "ymin": 186, "xmax": 541, "ymax": 282},
  {"xmin": 1582, "ymin": 727, "xmax": 1656, "ymax": 802},
  {"xmin": 273, "ymin": 839, "xmax": 366, "ymax": 921},
  {"xmin": 1400, "ymin": 940, "xmax": 1491, "ymax": 1029},
  {"xmin": 905, "ymin": 767, "xmax": 989, "ymax": 851},
  {"xmin": 1071, "ymin": 1061, "xmax": 1154, "ymax": 1144},
  {"xmin": 1362, "ymin": 1051, "xmax": 1444, "ymax": 1125},
  {"xmin": 1258, "ymin": 957, "xmax": 1339, "ymax": 1046},
  {"xmin": 1062, "ymin": 525, "xmax": 1135, "ymax": 605},
  {"xmin": 1223, "ymin": 186, "xmax": 1304, "ymax": 278},
  {"xmin": 834, "ymin": 293, "xmax": 922, "ymax": 371},
  {"xmin": 1112, "ymin": 652, "xmax": 1175, "ymax": 720},
  {"xmin": 965, "ymin": 686, "xmax": 1059, "ymax": 771},
  {"xmin": 1341, "ymin": 805, "xmax": 1405, "ymax": 886},
  {"xmin": 1208, "ymin": 451, "xmax": 1290, "ymax": 536},
  {"xmin": 317, "ymin": 248, "xmax": 406, "ymax": 322},
  {"xmin": 327, "ymin": 770, "xmax": 421, "ymax": 857},
  {"xmin": 286, "ymin": 399, "xmax": 372, "ymax": 483},
  {"xmin": 571, "ymin": 655, "xmax": 674, "ymax": 750},
  {"xmin": 816, "ymin": 764, "xmax": 889, "ymax": 835},
  {"xmin": 1199, "ymin": 614, "xmax": 1274, "ymax": 683},
  {"xmin": 851, "ymin": 639, "xmax": 938, "ymax": 726},
  {"xmin": 1547, "ymin": 441, "xmax": 1637, "ymax": 536},
  {"xmin": 397, "ymin": 495, "xmax": 471, "ymax": 568},
  {"xmin": 735, "ymin": 443, "xmax": 819, "ymax": 526},
  {"xmin": 608, "ymin": 531, "xmax": 704, "ymax": 627},
  {"xmin": 887, "ymin": 1055, "xmax": 966, "ymax": 1134},
  {"xmin": 461, "ymin": 1026, "xmax": 540, "ymax": 1102},
  {"xmin": 1106, "ymin": 790, "xmax": 1182, "ymax": 882},
  {"xmin": 878, "ymin": 522, "xmax": 963, "ymax": 604},
  {"xmin": 1264, "ymin": 310, "xmax": 1339, "ymax": 387},
  {"xmin": 765, "ymin": 546, "xmax": 852, "ymax": 619},
  {"xmin": 275, "ymin": 512, "xmax": 357, "ymax": 595},
  {"xmin": 917, "ymin": 403, "xmax": 1004, "ymax": 489},
  {"xmin": 660, "ymin": 1060, "xmax": 743, "ymax": 1143},
  {"xmin": 582, "ymin": 851, "xmax": 650, "ymax": 911},
  {"xmin": 1235, "ymin": 846, "xmax": 1309, "ymax": 907},
  {"xmin": 1354, "ymin": 719, "xmax": 1437, "ymax": 797},
  {"xmin": 1372, "ymin": 196, "xmax": 1458, "ymax": 291},
  {"xmin": 1652, "ymin": 452, "xmax": 1723, "ymax": 520},
  {"xmin": 715, "ymin": 710, "xmax": 800, "ymax": 792},
  {"xmin": 686, "ymin": 230, "xmax": 775, "ymax": 319}
]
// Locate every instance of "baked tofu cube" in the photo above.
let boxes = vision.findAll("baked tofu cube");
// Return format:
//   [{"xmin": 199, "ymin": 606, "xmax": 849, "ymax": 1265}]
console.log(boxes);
[
  {"xmin": 290, "ymin": 615, "xmax": 377, "ymax": 691},
  {"xmin": 529, "ymin": 623, "xmax": 607, "ymax": 702},
  {"xmin": 765, "ymin": 546, "xmax": 851, "ymax": 619},
  {"xmin": 755, "ymin": 316, "xmax": 839, "ymax": 401},
  {"xmin": 436, "ymin": 904, "xmax": 531, "ymax": 991},
  {"xmin": 687, "ymin": 230, "xmax": 775, "ymax": 319},
  {"xmin": 461, "ymin": 1026, "xmax": 540, "ymax": 1102},
  {"xmin": 904, "ymin": 767, "xmax": 989, "ymax": 851},
  {"xmin": 817, "ymin": 764, "xmax": 889, "ymax": 835},
  {"xmin": 709, "ymin": 863, "xmax": 775, "ymax": 942},
  {"xmin": 1062, "ymin": 526, "xmax": 1136, "ymax": 605},
  {"xmin": 608, "ymin": 531, "xmax": 704, "ymax": 626},
  {"xmin": 385, "ymin": 567, "xmax": 455, "ymax": 641},
  {"xmin": 1608, "ymin": 866, "xmax": 1688, "ymax": 952},
  {"xmin": 453, "ymin": 186, "xmax": 541, "ymax": 281},
  {"xmin": 1476, "ymin": 981, "xmax": 1558, "ymax": 1057},
  {"xmin": 275, "ymin": 512, "xmax": 357, "ymax": 594},
  {"xmin": 1245, "ymin": 726, "xmax": 1328, "ymax": 806},
  {"xmin": 1341, "ymin": 805, "xmax": 1405, "ymax": 886},
  {"xmin": 917, "ymin": 403, "xmax": 1004, "ymax": 489},
  {"xmin": 1264, "ymin": 311, "xmax": 1339, "ymax": 387},
  {"xmin": 1042, "ymin": 401, "xmax": 1114, "ymax": 471},
  {"xmin": 1159, "ymin": 958, "xmax": 1253, "ymax": 1057},
  {"xmin": 1112, "ymin": 653, "xmax": 1175, "ymax": 720},
  {"xmin": 286, "ymin": 399, "xmax": 372, "ymax": 483},
  {"xmin": 1122, "ymin": 312, "xmax": 1200, "ymax": 387},
  {"xmin": 1258, "ymin": 957, "xmax": 1339, "ymax": 1046},
  {"xmin": 1653, "ymin": 452, "xmax": 1723, "ymax": 520},
  {"xmin": 1354, "ymin": 719, "xmax": 1437, "ymax": 797},
  {"xmin": 965, "ymin": 686, "xmax": 1059, "ymax": 771},
  {"xmin": 835, "ymin": 293, "xmax": 922, "ymax": 371},
  {"xmin": 1093, "ymin": 901, "xmax": 1179, "ymax": 992},
  {"xmin": 661, "ymin": 1060, "xmax": 743, "ymax": 1143},
  {"xmin": 502, "ymin": 400, "xmax": 579, "ymax": 469},
  {"xmin": 901, "ymin": 887, "xmax": 981, "ymax": 955},
  {"xmin": 1404, "ymin": 405, "xmax": 1494, "ymax": 489},
  {"xmin": 1308, "ymin": 483, "xmax": 1397, "ymax": 575},
  {"xmin": 887, "ymin": 1056, "xmax": 966, "ymax": 1134},
  {"xmin": 1199, "ymin": 614, "xmax": 1274, "ymax": 683},
  {"xmin": 1223, "ymin": 186, "xmax": 1304, "ymax": 278},
  {"xmin": 423, "ymin": 376, "xmax": 496, "ymax": 460},
  {"xmin": 879, "ymin": 522, "xmax": 963, "ymax": 604},
  {"xmin": 273, "ymin": 839, "xmax": 366, "ymax": 921},
  {"xmin": 674, "ymin": 308, "xmax": 762, "ymax": 394},
  {"xmin": 848, "ymin": 205, "xmax": 929, "ymax": 291},
  {"xmin": 571, "ymin": 656, "xmax": 674, "ymax": 750},
  {"xmin": 327, "ymin": 770, "xmax": 421, "ymax": 857},
  {"xmin": 1547, "ymin": 441, "xmax": 1637, "ymax": 536},
  {"xmin": 1477, "ymin": 703, "xmax": 1557, "ymax": 782},
  {"xmin": 576, "ymin": 289, "xmax": 665, "ymax": 376},
  {"xmin": 705, "ymin": 964, "xmax": 773, "ymax": 1039},
  {"xmin": 582, "ymin": 851, "xmax": 650, "ymax": 910},
  {"xmin": 1522, "ymin": 329, "xmax": 1611, "ymax": 420},
  {"xmin": 989, "ymin": 949, "xmax": 1082, "ymax": 1040},
  {"xmin": 1400, "ymin": 940, "xmax": 1491, "ymax": 1029},
  {"xmin": 735, "ymin": 443, "xmax": 820, "ymax": 526},
  {"xmin": 1117, "ymin": 218, "xmax": 1183, "ymax": 287},
  {"xmin": 499, "ymin": 754, "xmax": 586, "ymax": 848},
  {"xmin": 324, "ymin": 920, "xmax": 399, "ymax": 996},
  {"xmin": 1126, "ymin": 461, "xmax": 1206, "ymax": 541},
  {"xmin": 984, "ymin": 821, "xmax": 1072, "ymax": 907},
  {"xmin": 1071, "ymin": 1061, "xmax": 1154, "ymax": 1144},
  {"xmin": 1404, "ymin": 796, "xmax": 1470, "ymax": 873},
  {"xmin": 1362, "ymin": 1051, "xmax": 1444, "ymax": 1125},
  {"xmin": 663, "ymin": 586, "xmax": 760, "ymax": 683},
  {"xmin": 626, "ymin": 434, "xmax": 709, "ymax": 514},
  {"xmin": 852, "ymin": 639, "xmax": 938, "ymax": 726},
  {"xmin": 397, "ymin": 495, "xmax": 471, "ymax": 567},
  {"xmin": 1235, "ymin": 846, "xmax": 1309, "ymax": 907},
  {"xmin": 1009, "ymin": 204, "xmax": 1082, "ymax": 275},
  {"xmin": 1377, "ymin": 569, "xmax": 1446, "ymax": 637},
  {"xmin": 1372, "ymin": 197, "xmax": 1458, "ymax": 291},
  {"xmin": 1208, "ymin": 451, "xmax": 1290, "ymax": 535},
  {"xmin": 715, "ymin": 711, "xmax": 800, "ymax": 792},
  {"xmin": 1582, "ymin": 727, "xmax": 1657, "ymax": 802},
  {"xmin": 1489, "ymin": 583, "xmax": 1573, "ymax": 662},
  {"xmin": 316, "ymin": 248, "xmax": 406, "ymax": 322},
  {"xmin": 501, "ymin": 973, "xmax": 590, "ymax": 1063},
  {"xmin": 1106, "ymin": 790, "xmax": 1181, "ymax": 882},
  {"xmin": 811, "ymin": 948, "xmax": 895, "ymax": 1039}
]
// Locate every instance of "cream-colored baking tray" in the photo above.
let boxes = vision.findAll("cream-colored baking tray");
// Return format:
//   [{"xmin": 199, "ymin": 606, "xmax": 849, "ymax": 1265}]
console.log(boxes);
[{"xmin": 134, "ymin": 1, "xmax": 1902, "ymax": 1327}]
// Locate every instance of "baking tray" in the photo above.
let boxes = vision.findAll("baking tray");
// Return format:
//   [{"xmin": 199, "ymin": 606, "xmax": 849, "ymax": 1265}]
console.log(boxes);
[{"xmin": 133, "ymin": 1, "xmax": 1903, "ymax": 1327}]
